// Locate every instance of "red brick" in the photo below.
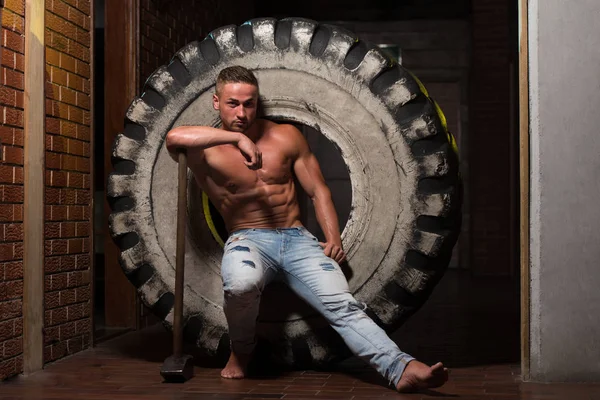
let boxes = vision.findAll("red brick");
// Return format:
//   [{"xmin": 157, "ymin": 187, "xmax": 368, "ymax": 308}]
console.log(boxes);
[
  {"xmin": 67, "ymin": 138, "xmax": 84, "ymax": 156},
  {"xmin": 0, "ymin": 299, "xmax": 21, "ymax": 321},
  {"xmin": 67, "ymin": 105, "xmax": 84, "ymax": 124},
  {"xmin": 59, "ymin": 321, "xmax": 77, "ymax": 340},
  {"xmin": 0, "ymin": 243, "xmax": 14, "ymax": 261},
  {"xmin": 46, "ymin": 151, "xmax": 61, "ymax": 169},
  {"xmin": 45, "ymin": 291, "xmax": 60, "ymax": 309},
  {"xmin": 0, "ymin": 86, "xmax": 17, "ymax": 107},
  {"xmin": 67, "ymin": 271, "xmax": 82, "ymax": 287},
  {"xmin": 3, "ymin": 261, "xmax": 22, "ymax": 280},
  {"xmin": 14, "ymin": 317, "xmax": 22, "ymax": 335},
  {"xmin": 12, "ymin": 129, "xmax": 23, "ymax": 147},
  {"xmin": 51, "ymin": 67, "xmax": 69, "ymax": 87},
  {"xmin": 3, "ymin": 29, "xmax": 24, "ymax": 54},
  {"xmin": 60, "ymin": 120, "xmax": 77, "ymax": 138},
  {"xmin": 75, "ymin": 28, "xmax": 90, "ymax": 47},
  {"xmin": 1, "ymin": 48, "xmax": 15, "ymax": 69},
  {"xmin": 51, "ymin": 341, "xmax": 67, "ymax": 360},
  {"xmin": 13, "ymin": 167, "xmax": 23, "ymax": 184},
  {"xmin": 4, "ymin": 223, "xmax": 23, "ymax": 241},
  {"xmin": 75, "ymin": 60, "xmax": 89, "ymax": 78},
  {"xmin": 67, "ymin": 238, "xmax": 83, "ymax": 254},
  {"xmin": 49, "ymin": 272, "xmax": 68, "ymax": 291},
  {"xmin": 76, "ymin": 0, "xmax": 90, "ymax": 16},
  {"xmin": 14, "ymin": 52, "xmax": 24, "ymax": 72},
  {"xmin": 50, "ymin": 239, "xmax": 68, "ymax": 255},
  {"xmin": 4, "ymin": 107, "xmax": 23, "ymax": 127},
  {"xmin": 0, "ymin": 125, "xmax": 13, "ymax": 144},
  {"xmin": 45, "ymin": 222, "xmax": 61, "ymax": 239},
  {"xmin": 49, "ymin": 306, "xmax": 68, "ymax": 326},
  {"xmin": 76, "ymin": 124, "xmax": 90, "ymax": 141},
  {"xmin": 59, "ymin": 86, "xmax": 78, "ymax": 106},
  {"xmin": 68, "ymin": 39, "xmax": 89, "ymax": 62},
  {"xmin": 60, "ymin": 154, "xmax": 78, "ymax": 171},
  {"xmin": 76, "ymin": 157, "xmax": 90, "ymax": 173},
  {"xmin": 76, "ymin": 93, "xmax": 90, "ymax": 109},
  {"xmin": 50, "ymin": 170, "xmax": 68, "ymax": 187},
  {"xmin": 15, "ymin": 91, "xmax": 23, "ymax": 108},
  {"xmin": 61, "ymin": 255, "xmax": 76, "ymax": 271},
  {"xmin": 75, "ymin": 317, "xmax": 90, "ymax": 335},
  {"xmin": 45, "ymin": 256, "xmax": 61, "ymax": 273},
  {"xmin": 60, "ymin": 288, "xmax": 76, "ymax": 306},
  {"xmin": 46, "ymin": 48, "xmax": 61, "ymax": 67},
  {"xmin": 44, "ymin": 326, "xmax": 60, "ymax": 345},
  {"xmin": 3, "ymin": 146, "xmax": 23, "ymax": 165},
  {"xmin": 67, "ymin": 6, "xmax": 86, "ymax": 29},
  {"xmin": 46, "ymin": 11, "xmax": 77, "ymax": 39},
  {"xmin": 0, "ymin": 319, "xmax": 15, "ymax": 341},
  {"xmin": 60, "ymin": 221, "xmax": 76, "ymax": 237},
  {"xmin": 76, "ymin": 254, "xmax": 89, "ymax": 269},
  {"xmin": 67, "ymin": 173, "xmax": 83, "ymax": 189},
  {"xmin": 75, "ymin": 221, "xmax": 89, "ymax": 236},
  {"xmin": 13, "ymin": 242, "xmax": 22, "ymax": 258},
  {"xmin": 75, "ymin": 286, "xmax": 90, "ymax": 302},
  {"xmin": 67, "ymin": 303, "xmax": 84, "ymax": 321},
  {"xmin": 3, "ymin": 185, "xmax": 23, "ymax": 203},
  {"xmin": 60, "ymin": 53, "xmax": 77, "ymax": 73},
  {"xmin": 3, "ymin": 337, "xmax": 22, "ymax": 358},
  {"xmin": 3, "ymin": 68, "xmax": 24, "ymax": 91},
  {"xmin": 0, "ymin": 166, "xmax": 14, "ymax": 183},
  {"xmin": 0, "ymin": 204, "xmax": 14, "ymax": 221},
  {"xmin": 49, "ymin": 205, "xmax": 68, "ymax": 221},
  {"xmin": 51, "ymin": 135, "xmax": 68, "ymax": 152}
]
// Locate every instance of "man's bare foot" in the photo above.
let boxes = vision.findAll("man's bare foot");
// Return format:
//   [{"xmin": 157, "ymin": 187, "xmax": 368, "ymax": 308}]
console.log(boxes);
[
  {"xmin": 396, "ymin": 360, "xmax": 449, "ymax": 393},
  {"xmin": 220, "ymin": 352, "xmax": 251, "ymax": 379}
]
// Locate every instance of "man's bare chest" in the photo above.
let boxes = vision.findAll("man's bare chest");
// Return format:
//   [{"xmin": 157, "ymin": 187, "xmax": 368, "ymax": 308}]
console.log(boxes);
[{"xmin": 203, "ymin": 144, "xmax": 293, "ymax": 191}]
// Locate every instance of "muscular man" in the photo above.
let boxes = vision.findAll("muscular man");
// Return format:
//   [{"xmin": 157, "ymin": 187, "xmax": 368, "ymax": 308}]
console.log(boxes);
[{"xmin": 166, "ymin": 66, "xmax": 448, "ymax": 392}]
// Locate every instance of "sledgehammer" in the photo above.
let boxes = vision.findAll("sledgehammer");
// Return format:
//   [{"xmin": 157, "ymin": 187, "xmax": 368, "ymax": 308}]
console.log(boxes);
[{"xmin": 160, "ymin": 150, "xmax": 194, "ymax": 382}]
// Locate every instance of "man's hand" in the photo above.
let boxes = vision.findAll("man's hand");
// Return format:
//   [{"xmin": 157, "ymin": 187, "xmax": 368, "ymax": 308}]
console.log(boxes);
[
  {"xmin": 237, "ymin": 136, "xmax": 262, "ymax": 170},
  {"xmin": 319, "ymin": 241, "xmax": 346, "ymax": 264}
]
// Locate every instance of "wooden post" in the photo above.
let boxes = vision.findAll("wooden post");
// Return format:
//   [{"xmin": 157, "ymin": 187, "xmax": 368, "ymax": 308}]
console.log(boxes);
[
  {"xmin": 23, "ymin": 0, "xmax": 46, "ymax": 374},
  {"xmin": 519, "ymin": 0, "xmax": 531, "ymax": 380}
]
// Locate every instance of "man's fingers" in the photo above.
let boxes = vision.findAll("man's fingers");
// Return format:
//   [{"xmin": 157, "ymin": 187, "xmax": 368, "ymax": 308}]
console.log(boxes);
[{"xmin": 330, "ymin": 246, "xmax": 340, "ymax": 261}]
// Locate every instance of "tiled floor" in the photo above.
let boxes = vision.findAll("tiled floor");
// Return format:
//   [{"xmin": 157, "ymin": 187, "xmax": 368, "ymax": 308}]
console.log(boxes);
[{"xmin": 2, "ymin": 271, "xmax": 599, "ymax": 399}]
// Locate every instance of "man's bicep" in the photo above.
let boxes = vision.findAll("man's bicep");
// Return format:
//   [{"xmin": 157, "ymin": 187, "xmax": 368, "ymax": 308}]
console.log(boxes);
[{"xmin": 294, "ymin": 151, "xmax": 327, "ymax": 197}]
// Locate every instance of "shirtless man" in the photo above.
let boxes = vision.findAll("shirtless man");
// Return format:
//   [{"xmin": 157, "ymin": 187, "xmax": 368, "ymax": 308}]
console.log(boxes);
[{"xmin": 165, "ymin": 66, "xmax": 448, "ymax": 392}]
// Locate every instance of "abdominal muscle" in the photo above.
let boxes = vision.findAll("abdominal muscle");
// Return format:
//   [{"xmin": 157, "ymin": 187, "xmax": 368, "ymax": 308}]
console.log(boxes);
[{"xmin": 201, "ymin": 176, "xmax": 304, "ymax": 234}]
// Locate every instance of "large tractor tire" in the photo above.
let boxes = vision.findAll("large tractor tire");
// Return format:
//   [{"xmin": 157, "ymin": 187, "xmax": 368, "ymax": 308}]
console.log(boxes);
[{"xmin": 107, "ymin": 17, "xmax": 461, "ymax": 367}]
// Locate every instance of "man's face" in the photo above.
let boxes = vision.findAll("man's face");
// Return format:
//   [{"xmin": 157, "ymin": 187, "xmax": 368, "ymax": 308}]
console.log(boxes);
[{"xmin": 213, "ymin": 82, "xmax": 259, "ymax": 133}]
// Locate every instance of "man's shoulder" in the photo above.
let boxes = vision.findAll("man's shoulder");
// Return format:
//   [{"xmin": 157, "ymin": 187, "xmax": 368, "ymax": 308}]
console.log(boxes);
[{"xmin": 260, "ymin": 119, "xmax": 303, "ymax": 140}]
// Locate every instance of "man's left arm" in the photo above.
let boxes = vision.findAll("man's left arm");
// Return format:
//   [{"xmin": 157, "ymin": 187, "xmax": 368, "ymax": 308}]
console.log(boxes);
[{"xmin": 290, "ymin": 126, "xmax": 346, "ymax": 264}]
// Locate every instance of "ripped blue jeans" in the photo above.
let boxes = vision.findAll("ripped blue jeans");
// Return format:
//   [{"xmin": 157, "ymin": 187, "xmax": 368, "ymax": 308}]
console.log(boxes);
[{"xmin": 221, "ymin": 226, "xmax": 415, "ymax": 386}]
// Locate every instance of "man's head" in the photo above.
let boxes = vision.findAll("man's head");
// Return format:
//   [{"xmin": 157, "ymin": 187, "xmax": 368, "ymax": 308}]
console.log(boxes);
[{"xmin": 213, "ymin": 66, "xmax": 259, "ymax": 133}]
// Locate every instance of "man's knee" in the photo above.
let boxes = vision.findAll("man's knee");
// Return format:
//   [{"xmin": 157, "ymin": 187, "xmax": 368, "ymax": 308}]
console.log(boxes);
[{"xmin": 224, "ymin": 275, "xmax": 263, "ymax": 299}]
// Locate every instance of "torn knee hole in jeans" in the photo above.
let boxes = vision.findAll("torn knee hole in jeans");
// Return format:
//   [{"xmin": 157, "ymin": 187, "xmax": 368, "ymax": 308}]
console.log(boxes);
[{"xmin": 242, "ymin": 260, "xmax": 256, "ymax": 268}]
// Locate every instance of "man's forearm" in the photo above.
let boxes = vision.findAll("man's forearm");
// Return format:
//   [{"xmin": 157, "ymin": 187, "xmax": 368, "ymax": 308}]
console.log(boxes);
[
  {"xmin": 166, "ymin": 126, "xmax": 241, "ymax": 153},
  {"xmin": 312, "ymin": 188, "xmax": 342, "ymax": 246}
]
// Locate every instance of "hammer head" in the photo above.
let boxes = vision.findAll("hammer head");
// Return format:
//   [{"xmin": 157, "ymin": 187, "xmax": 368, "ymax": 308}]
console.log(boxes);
[{"xmin": 161, "ymin": 354, "xmax": 194, "ymax": 383}]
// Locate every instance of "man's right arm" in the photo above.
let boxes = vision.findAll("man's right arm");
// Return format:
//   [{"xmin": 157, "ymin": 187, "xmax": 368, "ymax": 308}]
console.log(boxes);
[{"xmin": 165, "ymin": 126, "xmax": 241, "ymax": 160}]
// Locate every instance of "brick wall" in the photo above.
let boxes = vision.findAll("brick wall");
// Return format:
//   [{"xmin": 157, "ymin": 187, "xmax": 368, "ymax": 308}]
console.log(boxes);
[
  {"xmin": 469, "ymin": 0, "xmax": 513, "ymax": 275},
  {"xmin": 0, "ymin": 0, "xmax": 25, "ymax": 381},
  {"xmin": 44, "ymin": 0, "xmax": 92, "ymax": 367}
]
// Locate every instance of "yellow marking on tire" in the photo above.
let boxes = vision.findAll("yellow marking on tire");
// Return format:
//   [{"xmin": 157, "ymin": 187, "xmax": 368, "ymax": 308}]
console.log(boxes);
[{"xmin": 202, "ymin": 192, "xmax": 225, "ymax": 248}]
